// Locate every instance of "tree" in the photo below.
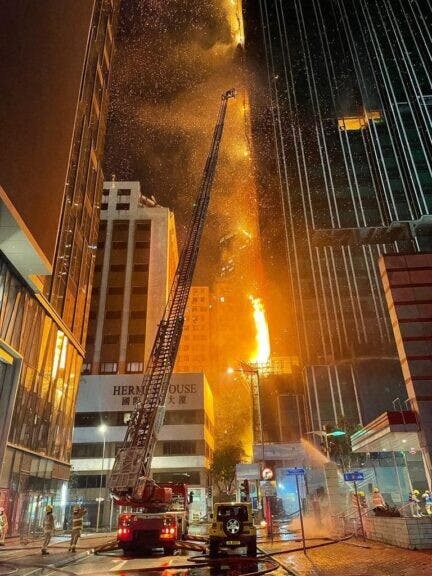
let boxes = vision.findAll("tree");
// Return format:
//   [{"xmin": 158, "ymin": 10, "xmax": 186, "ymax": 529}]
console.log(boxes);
[{"xmin": 210, "ymin": 443, "xmax": 244, "ymax": 495}]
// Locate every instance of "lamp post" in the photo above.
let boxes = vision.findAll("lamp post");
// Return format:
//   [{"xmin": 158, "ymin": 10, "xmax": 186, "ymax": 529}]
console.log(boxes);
[{"xmin": 96, "ymin": 423, "xmax": 107, "ymax": 532}]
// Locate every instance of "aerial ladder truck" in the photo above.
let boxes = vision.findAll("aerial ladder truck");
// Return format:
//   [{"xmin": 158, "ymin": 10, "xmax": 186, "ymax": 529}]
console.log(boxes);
[{"xmin": 109, "ymin": 89, "xmax": 236, "ymax": 554}]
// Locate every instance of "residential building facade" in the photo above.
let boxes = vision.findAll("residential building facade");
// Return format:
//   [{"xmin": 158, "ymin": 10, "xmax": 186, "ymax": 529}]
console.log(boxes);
[
  {"xmin": 175, "ymin": 286, "xmax": 211, "ymax": 374},
  {"xmin": 82, "ymin": 180, "xmax": 178, "ymax": 375},
  {"xmin": 0, "ymin": 0, "xmax": 119, "ymax": 535}
]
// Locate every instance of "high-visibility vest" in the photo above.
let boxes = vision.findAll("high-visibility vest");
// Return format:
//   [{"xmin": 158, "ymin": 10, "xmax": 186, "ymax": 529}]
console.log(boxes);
[
  {"xmin": 372, "ymin": 492, "xmax": 385, "ymax": 507},
  {"xmin": 72, "ymin": 510, "xmax": 86, "ymax": 531}
]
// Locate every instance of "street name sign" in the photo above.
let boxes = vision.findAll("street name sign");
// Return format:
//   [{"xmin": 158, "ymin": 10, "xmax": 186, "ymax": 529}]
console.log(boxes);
[
  {"xmin": 343, "ymin": 471, "xmax": 364, "ymax": 482},
  {"xmin": 284, "ymin": 468, "xmax": 305, "ymax": 476}
]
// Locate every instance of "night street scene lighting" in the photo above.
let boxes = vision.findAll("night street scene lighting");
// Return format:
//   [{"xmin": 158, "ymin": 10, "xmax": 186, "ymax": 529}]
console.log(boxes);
[{"xmin": 0, "ymin": 0, "xmax": 430, "ymax": 573}]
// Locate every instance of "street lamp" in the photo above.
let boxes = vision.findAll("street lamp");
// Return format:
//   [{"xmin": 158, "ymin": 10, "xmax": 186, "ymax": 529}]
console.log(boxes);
[{"xmin": 96, "ymin": 423, "xmax": 107, "ymax": 532}]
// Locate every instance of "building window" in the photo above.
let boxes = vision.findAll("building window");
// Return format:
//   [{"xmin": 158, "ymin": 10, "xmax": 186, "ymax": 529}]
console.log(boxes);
[
  {"xmin": 105, "ymin": 310, "xmax": 121, "ymax": 319},
  {"xmin": 136, "ymin": 221, "xmax": 151, "ymax": 230},
  {"xmin": 112, "ymin": 241, "xmax": 127, "ymax": 249},
  {"xmin": 102, "ymin": 334, "xmax": 118, "ymax": 344},
  {"xmin": 74, "ymin": 412, "xmax": 130, "ymax": 427},
  {"xmin": 164, "ymin": 410, "xmax": 204, "ymax": 425},
  {"xmin": 117, "ymin": 188, "xmax": 131, "ymax": 196},
  {"xmin": 74, "ymin": 475, "xmax": 106, "ymax": 489},
  {"xmin": 126, "ymin": 361, "xmax": 144, "ymax": 373},
  {"xmin": 102, "ymin": 189, "xmax": 110, "ymax": 196},
  {"xmin": 131, "ymin": 310, "xmax": 146, "ymax": 319},
  {"xmin": 162, "ymin": 441, "xmax": 196, "ymax": 456},
  {"xmin": 108, "ymin": 287, "xmax": 123, "ymax": 295},
  {"xmin": 100, "ymin": 362, "xmax": 118, "ymax": 374},
  {"xmin": 81, "ymin": 363, "xmax": 92, "ymax": 375},
  {"xmin": 116, "ymin": 203, "xmax": 130, "ymax": 210},
  {"xmin": 133, "ymin": 264, "xmax": 148, "ymax": 272},
  {"xmin": 101, "ymin": 203, "xmax": 108, "ymax": 210},
  {"xmin": 110, "ymin": 264, "xmax": 126, "ymax": 272},
  {"xmin": 153, "ymin": 471, "xmax": 201, "ymax": 485},
  {"xmin": 132, "ymin": 286, "xmax": 147, "ymax": 294},
  {"xmin": 128, "ymin": 334, "xmax": 145, "ymax": 344},
  {"xmin": 71, "ymin": 443, "xmax": 104, "ymax": 458}
]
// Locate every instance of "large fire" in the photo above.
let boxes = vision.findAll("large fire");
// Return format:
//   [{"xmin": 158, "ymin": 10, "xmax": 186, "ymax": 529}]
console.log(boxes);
[{"xmin": 249, "ymin": 296, "xmax": 270, "ymax": 365}]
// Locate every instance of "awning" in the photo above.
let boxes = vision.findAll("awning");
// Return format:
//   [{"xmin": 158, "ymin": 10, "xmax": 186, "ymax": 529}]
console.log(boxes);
[
  {"xmin": 351, "ymin": 411, "xmax": 421, "ymax": 453},
  {"xmin": 0, "ymin": 185, "xmax": 51, "ymax": 291}
]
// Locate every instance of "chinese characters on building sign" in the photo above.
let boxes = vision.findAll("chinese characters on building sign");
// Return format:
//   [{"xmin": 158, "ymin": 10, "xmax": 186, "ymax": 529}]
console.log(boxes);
[{"xmin": 112, "ymin": 383, "xmax": 197, "ymax": 407}]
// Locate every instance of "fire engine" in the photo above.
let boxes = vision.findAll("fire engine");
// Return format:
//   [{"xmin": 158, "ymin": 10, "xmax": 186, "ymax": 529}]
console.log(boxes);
[
  {"xmin": 117, "ymin": 483, "xmax": 189, "ymax": 554},
  {"xmin": 108, "ymin": 89, "xmax": 236, "ymax": 554}
]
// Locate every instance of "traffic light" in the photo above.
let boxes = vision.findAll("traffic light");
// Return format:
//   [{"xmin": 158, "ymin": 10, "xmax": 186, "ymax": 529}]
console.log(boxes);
[
  {"xmin": 240, "ymin": 479, "xmax": 250, "ymax": 502},
  {"xmin": 207, "ymin": 486, "xmax": 213, "ymax": 499}
]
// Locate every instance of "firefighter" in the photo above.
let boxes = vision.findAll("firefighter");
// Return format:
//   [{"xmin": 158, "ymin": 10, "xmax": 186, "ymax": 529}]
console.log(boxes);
[
  {"xmin": 69, "ymin": 505, "xmax": 86, "ymax": 552},
  {"xmin": 409, "ymin": 490, "xmax": 422, "ymax": 517},
  {"xmin": 41, "ymin": 505, "xmax": 55, "ymax": 555},
  {"xmin": 0, "ymin": 507, "xmax": 8, "ymax": 546},
  {"xmin": 372, "ymin": 488, "xmax": 386, "ymax": 510},
  {"xmin": 422, "ymin": 490, "xmax": 432, "ymax": 516}
]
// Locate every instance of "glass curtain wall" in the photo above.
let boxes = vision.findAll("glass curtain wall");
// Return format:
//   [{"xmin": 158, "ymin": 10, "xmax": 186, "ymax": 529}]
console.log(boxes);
[
  {"xmin": 0, "ymin": 256, "xmax": 81, "ymax": 536},
  {"xmin": 249, "ymin": 0, "xmax": 432, "ymax": 427}
]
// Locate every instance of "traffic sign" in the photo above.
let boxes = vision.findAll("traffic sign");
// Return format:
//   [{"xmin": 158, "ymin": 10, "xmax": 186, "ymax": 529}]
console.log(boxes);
[
  {"xmin": 260, "ymin": 480, "xmax": 277, "ymax": 497},
  {"xmin": 262, "ymin": 467, "xmax": 274, "ymax": 480},
  {"xmin": 284, "ymin": 468, "xmax": 305, "ymax": 476},
  {"xmin": 343, "ymin": 471, "xmax": 364, "ymax": 482}
]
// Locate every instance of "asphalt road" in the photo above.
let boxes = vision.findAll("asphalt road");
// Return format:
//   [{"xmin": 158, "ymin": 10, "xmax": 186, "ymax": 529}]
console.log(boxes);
[{"xmin": 0, "ymin": 546, "xmax": 287, "ymax": 576}]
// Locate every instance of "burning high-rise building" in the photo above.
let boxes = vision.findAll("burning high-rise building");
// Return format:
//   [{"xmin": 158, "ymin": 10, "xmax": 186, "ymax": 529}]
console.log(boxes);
[{"xmin": 246, "ymin": 0, "xmax": 431, "ymax": 430}]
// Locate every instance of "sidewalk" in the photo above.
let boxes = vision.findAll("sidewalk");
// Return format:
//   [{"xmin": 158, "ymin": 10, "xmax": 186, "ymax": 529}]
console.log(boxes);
[
  {"xmin": 0, "ymin": 532, "xmax": 116, "ymax": 573},
  {"xmin": 260, "ymin": 537, "xmax": 432, "ymax": 576}
]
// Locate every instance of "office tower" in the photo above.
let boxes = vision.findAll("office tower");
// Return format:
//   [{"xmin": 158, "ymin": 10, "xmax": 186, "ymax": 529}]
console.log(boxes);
[
  {"xmin": 0, "ymin": 0, "xmax": 119, "ymax": 534},
  {"xmin": 82, "ymin": 180, "xmax": 178, "ymax": 375},
  {"xmin": 175, "ymin": 286, "xmax": 211, "ymax": 374},
  {"xmin": 246, "ymin": 0, "xmax": 431, "ymax": 429}
]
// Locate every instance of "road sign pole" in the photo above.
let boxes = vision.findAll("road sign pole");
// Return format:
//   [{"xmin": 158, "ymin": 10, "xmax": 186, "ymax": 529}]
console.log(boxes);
[
  {"xmin": 353, "ymin": 480, "xmax": 366, "ymax": 540},
  {"xmin": 295, "ymin": 473, "xmax": 306, "ymax": 554}
]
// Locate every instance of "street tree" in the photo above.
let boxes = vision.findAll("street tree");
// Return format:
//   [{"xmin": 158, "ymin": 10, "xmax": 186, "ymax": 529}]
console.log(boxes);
[{"xmin": 210, "ymin": 443, "xmax": 244, "ymax": 496}]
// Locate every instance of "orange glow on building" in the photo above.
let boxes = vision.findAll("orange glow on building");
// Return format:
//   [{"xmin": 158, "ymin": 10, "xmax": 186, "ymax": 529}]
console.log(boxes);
[
  {"xmin": 226, "ymin": 0, "xmax": 245, "ymax": 47},
  {"xmin": 338, "ymin": 109, "xmax": 382, "ymax": 131},
  {"xmin": 249, "ymin": 296, "xmax": 270, "ymax": 365}
]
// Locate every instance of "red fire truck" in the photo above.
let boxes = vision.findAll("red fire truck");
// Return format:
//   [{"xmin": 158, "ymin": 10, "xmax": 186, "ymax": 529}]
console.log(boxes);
[{"xmin": 117, "ymin": 483, "xmax": 189, "ymax": 554}]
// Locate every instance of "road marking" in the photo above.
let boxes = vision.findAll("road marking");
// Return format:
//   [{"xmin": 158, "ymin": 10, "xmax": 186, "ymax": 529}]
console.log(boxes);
[{"xmin": 110, "ymin": 560, "xmax": 127, "ymax": 571}]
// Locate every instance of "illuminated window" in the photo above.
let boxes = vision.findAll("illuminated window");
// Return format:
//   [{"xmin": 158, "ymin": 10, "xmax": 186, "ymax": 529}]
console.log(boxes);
[
  {"xmin": 126, "ymin": 361, "xmax": 144, "ymax": 373},
  {"xmin": 100, "ymin": 362, "xmax": 117, "ymax": 374}
]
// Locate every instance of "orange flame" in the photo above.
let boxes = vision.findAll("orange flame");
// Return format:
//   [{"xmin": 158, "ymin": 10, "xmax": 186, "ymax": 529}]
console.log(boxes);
[{"xmin": 249, "ymin": 296, "xmax": 270, "ymax": 365}]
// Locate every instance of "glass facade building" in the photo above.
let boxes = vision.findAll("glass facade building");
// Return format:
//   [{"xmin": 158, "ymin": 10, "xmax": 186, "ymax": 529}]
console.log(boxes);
[
  {"xmin": 0, "ymin": 0, "xmax": 119, "ymax": 535},
  {"xmin": 247, "ymin": 0, "xmax": 432, "ymax": 428}
]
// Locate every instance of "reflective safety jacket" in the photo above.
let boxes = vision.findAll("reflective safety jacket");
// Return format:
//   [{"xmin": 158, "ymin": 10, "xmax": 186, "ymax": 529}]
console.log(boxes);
[{"xmin": 72, "ymin": 508, "xmax": 86, "ymax": 532}]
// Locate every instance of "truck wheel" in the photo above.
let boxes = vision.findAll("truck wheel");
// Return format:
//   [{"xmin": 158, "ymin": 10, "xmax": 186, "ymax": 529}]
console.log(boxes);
[{"xmin": 164, "ymin": 546, "xmax": 175, "ymax": 556}]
